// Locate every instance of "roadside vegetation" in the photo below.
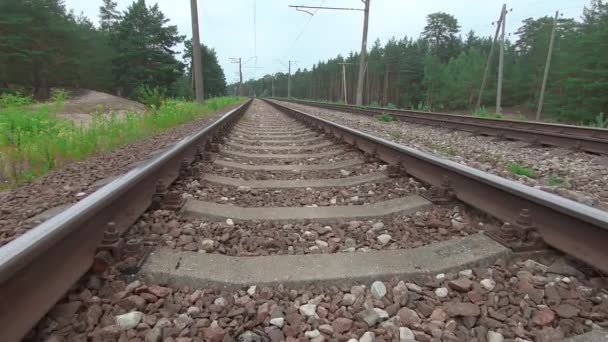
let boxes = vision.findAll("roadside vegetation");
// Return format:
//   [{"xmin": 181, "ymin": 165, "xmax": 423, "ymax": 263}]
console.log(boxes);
[{"xmin": 0, "ymin": 92, "xmax": 241, "ymax": 186}]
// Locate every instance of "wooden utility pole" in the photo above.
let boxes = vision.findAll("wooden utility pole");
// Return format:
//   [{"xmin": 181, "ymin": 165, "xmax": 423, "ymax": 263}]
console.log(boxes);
[
  {"xmin": 382, "ymin": 63, "xmax": 389, "ymax": 106},
  {"xmin": 288, "ymin": 60, "xmax": 292, "ymax": 98},
  {"xmin": 339, "ymin": 63, "xmax": 351, "ymax": 104},
  {"xmin": 356, "ymin": 0, "xmax": 371, "ymax": 106},
  {"xmin": 536, "ymin": 11, "xmax": 559, "ymax": 121},
  {"xmin": 476, "ymin": 4, "xmax": 506, "ymax": 110},
  {"xmin": 496, "ymin": 5, "xmax": 507, "ymax": 113},
  {"xmin": 190, "ymin": 0, "xmax": 204, "ymax": 102},
  {"xmin": 271, "ymin": 75, "xmax": 275, "ymax": 97}
]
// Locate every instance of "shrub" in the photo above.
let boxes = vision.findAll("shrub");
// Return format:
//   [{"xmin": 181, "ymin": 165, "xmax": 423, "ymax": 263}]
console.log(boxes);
[
  {"xmin": 473, "ymin": 106, "xmax": 503, "ymax": 119},
  {"xmin": 507, "ymin": 161, "xmax": 535, "ymax": 178},
  {"xmin": 137, "ymin": 86, "xmax": 166, "ymax": 108},
  {"xmin": 375, "ymin": 113, "xmax": 395, "ymax": 122}
]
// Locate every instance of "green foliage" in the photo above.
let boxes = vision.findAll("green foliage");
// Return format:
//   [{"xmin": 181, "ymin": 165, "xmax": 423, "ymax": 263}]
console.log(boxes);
[
  {"xmin": 50, "ymin": 88, "xmax": 69, "ymax": 103},
  {"xmin": 137, "ymin": 86, "xmax": 166, "ymax": 108},
  {"xmin": 546, "ymin": 174, "xmax": 571, "ymax": 188},
  {"xmin": 588, "ymin": 112, "xmax": 608, "ymax": 128},
  {"xmin": 507, "ymin": 162, "xmax": 535, "ymax": 178},
  {"xmin": 0, "ymin": 96, "xmax": 242, "ymax": 185},
  {"xmin": 375, "ymin": 113, "xmax": 395, "ymax": 122},
  {"xmin": 0, "ymin": 0, "xmax": 227, "ymax": 100},
  {"xmin": 473, "ymin": 106, "xmax": 503, "ymax": 119},
  {"xmin": 183, "ymin": 42, "xmax": 228, "ymax": 98}
]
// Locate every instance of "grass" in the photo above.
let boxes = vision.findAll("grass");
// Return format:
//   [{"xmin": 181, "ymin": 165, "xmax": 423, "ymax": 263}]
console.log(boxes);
[
  {"xmin": 428, "ymin": 142, "xmax": 458, "ymax": 156},
  {"xmin": 546, "ymin": 174, "xmax": 571, "ymax": 188},
  {"xmin": 375, "ymin": 113, "xmax": 395, "ymax": 122},
  {"xmin": 473, "ymin": 106, "xmax": 503, "ymax": 119},
  {"xmin": 506, "ymin": 161, "xmax": 535, "ymax": 178},
  {"xmin": 0, "ymin": 93, "xmax": 242, "ymax": 186}
]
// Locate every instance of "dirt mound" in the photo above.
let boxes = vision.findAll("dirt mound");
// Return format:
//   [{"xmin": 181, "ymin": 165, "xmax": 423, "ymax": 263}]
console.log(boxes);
[{"xmin": 57, "ymin": 89, "xmax": 146, "ymax": 125}]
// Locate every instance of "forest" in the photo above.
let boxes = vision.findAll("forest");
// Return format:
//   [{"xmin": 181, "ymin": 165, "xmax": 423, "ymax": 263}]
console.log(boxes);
[
  {"xmin": 0, "ymin": 0, "xmax": 227, "ymax": 100},
  {"xmin": 239, "ymin": 0, "xmax": 608, "ymax": 124}
]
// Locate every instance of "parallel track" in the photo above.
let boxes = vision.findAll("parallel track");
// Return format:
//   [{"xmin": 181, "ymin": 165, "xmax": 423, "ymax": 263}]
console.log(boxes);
[
  {"xmin": 2, "ymin": 98, "xmax": 608, "ymax": 340},
  {"xmin": 280, "ymin": 99, "xmax": 608, "ymax": 155}
]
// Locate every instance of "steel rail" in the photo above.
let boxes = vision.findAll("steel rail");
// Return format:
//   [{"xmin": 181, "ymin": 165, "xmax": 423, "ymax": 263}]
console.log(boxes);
[
  {"xmin": 279, "ymin": 99, "xmax": 608, "ymax": 155},
  {"xmin": 0, "ymin": 100, "xmax": 252, "ymax": 342},
  {"xmin": 265, "ymin": 99, "xmax": 608, "ymax": 274}
]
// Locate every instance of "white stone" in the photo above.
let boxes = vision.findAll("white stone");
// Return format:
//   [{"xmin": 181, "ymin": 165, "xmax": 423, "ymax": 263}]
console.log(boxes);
[
  {"xmin": 480, "ymin": 278, "xmax": 496, "ymax": 291},
  {"xmin": 487, "ymin": 331, "xmax": 504, "ymax": 342},
  {"xmin": 200, "ymin": 239, "xmax": 215, "ymax": 252},
  {"xmin": 76, "ymin": 192, "xmax": 86, "ymax": 197},
  {"xmin": 435, "ymin": 287, "xmax": 449, "ymax": 298},
  {"xmin": 330, "ymin": 197, "xmax": 337, "ymax": 204},
  {"xmin": 372, "ymin": 222, "xmax": 385, "ymax": 231},
  {"xmin": 220, "ymin": 196, "xmax": 228, "ymax": 201},
  {"xmin": 226, "ymin": 218, "xmax": 234, "ymax": 226},
  {"xmin": 270, "ymin": 317, "xmax": 284, "ymax": 328},
  {"xmin": 187, "ymin": 306, "xmax": 201, "ymax": 316},
  {"xmin": 299, "ymin": 304, "xmax": 317, "ymax": 317},
  {"xmin": 341, "ymin": 293, "xmax": 357, "ymax": 306},
  {"xmin": 406, "ymin": 283, "xmax": 422, "ymax": 293},
  {"xmin": 562, "ymin": 277, "xmax": 571, "ymax": 283},
  {"xmin": 373, "ymin": 308, "xmax": 389, "ymax": 320},
  {"xmin": 305, "ymin": 330, "xmax": 321, "ymax": 338},
  {"xmin": 340, "ymin": 169, "xmax": 351, "ymax": 176},
  {"xmin": 359, "ymin": 331, "xmax": 375, "ymax": 342},
  {"xmin": 213, "ymin": 297, "xmax": 227, "ymax": 307},
  {"xmin": 459, "ymin": 269, "xmax": 473, "ymax": 278},
  {"xmin": 370, "ymin": 281, "xmax": 387, "ymax": 299},
  {"xmin": 377, "ymin": 234, "xmax": 392, "ymax": 245},
  {"xmin": 237, "ymin": 185, "xmax": 251, "ymax": 192},
  {"xmin": 350, "ymin": 196, "xmax": 359, "ymax": 202},
  {"xmin": 315, "ymin": 240, "xmax": 329, "ymax": 248},
  {"xmin": 399, "ymin": 327, "xmax": 416, "ymax": 342},
  {"xmin": 116, "ymin": 311, "xmax": 143, "ymax": 330},
  {"xmin": 247, "ymin": 286, "xmax": 256, "ymax": 296},
  {"xmin": 435, "ymin": 273, "xmax": 446, "ymax": 280}
]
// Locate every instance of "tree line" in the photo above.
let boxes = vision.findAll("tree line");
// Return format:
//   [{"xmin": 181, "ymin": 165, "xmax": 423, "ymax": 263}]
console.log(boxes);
[
  {"xmin": 239, "ymin": 0, "xmax": 608, "ymax": 123},
  {"xmin": 0, "ymin": 0, "xmax": 227, "ymax": 100}
]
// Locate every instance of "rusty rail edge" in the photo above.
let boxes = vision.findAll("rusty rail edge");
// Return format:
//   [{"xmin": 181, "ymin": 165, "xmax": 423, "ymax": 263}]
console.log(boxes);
[
  {"xmin": 278, "ymin": 99, "xmax": 608, "ymax": 155},
  {"xmin": 265, "ymin": 99, "xmax": 608, "ymax": 273},
  {"xmin": 0, "ymin": 99, "xmax": 252, "ymax": 342}
]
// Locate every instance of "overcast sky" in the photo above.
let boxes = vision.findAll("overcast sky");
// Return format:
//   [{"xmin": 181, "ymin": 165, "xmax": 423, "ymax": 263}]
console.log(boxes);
[{"xmin": 65, "ymin": 0, "xmax": 590, "ymax": 84}]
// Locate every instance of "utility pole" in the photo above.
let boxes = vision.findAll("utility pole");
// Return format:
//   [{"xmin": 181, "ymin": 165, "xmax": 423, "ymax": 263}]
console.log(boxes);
[
  {"xmin": 496, "ymin": 5, "xmax": 507, "ymax": 113},
  {"xmin": 288, "ymin": 2, "xmax": 369, "ymax": 104},
  {"xmin": 190, "ymin": 0, "xmax": 204, "ymax": 102},
  {"xmin": 383, "ymin": 63, "xmax": 389, "ymax": 106},
  {"xmin": 476, "ymin": 4, "xmax": 506, "ymax": 110},
  {"xmin": 288, "ymin": 60, "xmax": 294, "ymax": 98},
  {"xmin": 356, "ymin": 0, "xmax": 370, "ymax": 106},
  {"xmin": 536, "ymin": 11, "xmax": 559, "ymax": 121},
  {"xmin": 338, "ymin": 63, "xmax": 351, "ymax": 104},
  {"xmin": 229, "ymin": 58, "xmax": 243, "ymax": 96},
  {"xmin": 271, "ymin": 74, "xmax": 275, "ymax": 98}
]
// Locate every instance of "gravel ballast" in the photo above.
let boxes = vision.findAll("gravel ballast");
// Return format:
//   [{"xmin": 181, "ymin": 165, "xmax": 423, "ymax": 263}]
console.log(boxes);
[{"xmin": 276, "ymin": 101, "xmax": 608, "ymax": 211}]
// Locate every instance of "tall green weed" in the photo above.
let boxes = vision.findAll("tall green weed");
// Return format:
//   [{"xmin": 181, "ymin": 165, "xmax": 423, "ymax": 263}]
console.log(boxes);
[{"xmin": 0, "ymin": 96, "xmax": 242, "ymax": 186}]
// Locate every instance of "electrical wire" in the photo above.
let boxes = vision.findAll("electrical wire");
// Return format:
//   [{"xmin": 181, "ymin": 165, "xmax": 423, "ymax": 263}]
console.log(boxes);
[{"xmin": 282, "ymin": 0, "xmax": 327, "ymax": 59}]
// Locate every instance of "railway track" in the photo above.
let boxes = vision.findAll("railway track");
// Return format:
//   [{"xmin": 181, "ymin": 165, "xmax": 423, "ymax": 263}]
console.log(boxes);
[
  {"xmin": 2, "ymin": 99, "xmax": 608, "ymax": 341},
  {"xmin": 280, "ymin": 99, "xmax": 608, "ymax": 155}
]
